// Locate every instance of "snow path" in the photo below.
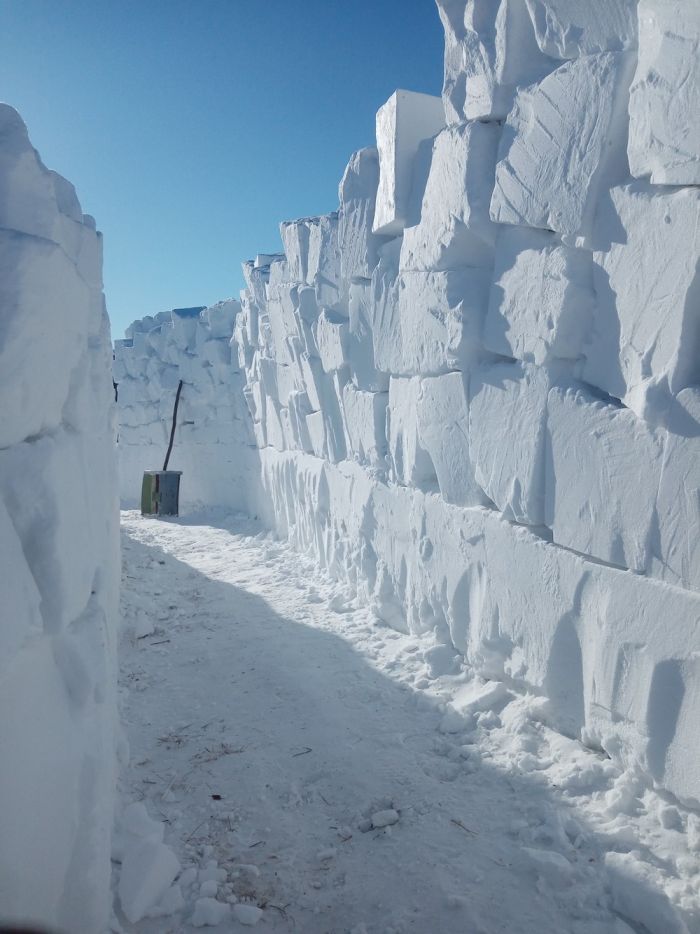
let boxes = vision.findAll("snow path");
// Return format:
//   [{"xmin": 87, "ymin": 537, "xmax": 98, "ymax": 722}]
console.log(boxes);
[{"xmin": 116, "ymin": 511, "xmax": 698, "ymax": 934}]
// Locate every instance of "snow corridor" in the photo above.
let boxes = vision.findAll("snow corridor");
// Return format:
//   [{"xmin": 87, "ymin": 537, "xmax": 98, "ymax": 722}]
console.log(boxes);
[{"xmin": 116, "ymin": 511, "xmax": 695, "ymax": 934}]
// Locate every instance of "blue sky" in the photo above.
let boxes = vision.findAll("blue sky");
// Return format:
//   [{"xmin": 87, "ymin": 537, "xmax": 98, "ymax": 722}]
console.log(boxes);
[{"xmin": 0, "ymin": 0, "xmax": 444, "ymax": 337}]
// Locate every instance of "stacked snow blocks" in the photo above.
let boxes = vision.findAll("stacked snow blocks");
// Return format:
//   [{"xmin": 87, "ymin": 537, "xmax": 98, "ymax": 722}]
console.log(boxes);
[
  {"xmin": 115, "ymin": 300, "xmax": 262, "ymax": 511},
  {"xmin": 0, "ymin": 106, "xmax": 119, "ymax": 931},
  {"xmin": 233, "ymin": 1, "xmax": 700, "ymax": 806}
]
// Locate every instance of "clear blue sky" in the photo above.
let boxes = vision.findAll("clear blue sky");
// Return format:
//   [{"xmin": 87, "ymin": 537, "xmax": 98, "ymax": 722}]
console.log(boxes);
[{"xmin": 0, "ymin": 0, "xmax": 444, "ymax": 337}]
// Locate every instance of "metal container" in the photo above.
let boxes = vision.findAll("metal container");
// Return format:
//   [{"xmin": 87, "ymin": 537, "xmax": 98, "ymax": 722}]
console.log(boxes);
[{"xmin": 141, "ymin": 470, "xmax": 183, "ymax": 517}]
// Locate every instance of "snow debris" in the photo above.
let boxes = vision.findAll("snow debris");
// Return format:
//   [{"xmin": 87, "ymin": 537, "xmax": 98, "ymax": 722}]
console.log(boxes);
[
  {"xmin": 198, "ymin": 879, "xmax": 218, "ymax": 898},
  {"xmin": 232, "ymin": 903, "xmax": 264, "ymax": 926},
  {"xmin": 191, "ymin": 896, "xmax": 231, "ymax": 927},
  {"xmin": 370, "ymin": 809, "xmax": 400, "ymax": 829},
  {"xmin": 117, "ymin": 838, "xmax": 180, "ymax": 923}
]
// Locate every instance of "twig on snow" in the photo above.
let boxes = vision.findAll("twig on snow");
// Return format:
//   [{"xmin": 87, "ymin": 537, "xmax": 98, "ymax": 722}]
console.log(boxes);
[{"xmin": 184, "ymin": 820, "xmax": 207, "ymax": 842}]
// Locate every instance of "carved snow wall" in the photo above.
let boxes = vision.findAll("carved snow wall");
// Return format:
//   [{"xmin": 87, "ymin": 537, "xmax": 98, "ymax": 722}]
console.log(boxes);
[
  {"xmin": 0, "ymin": 105, "xmax": 119, "ymax": 932},
  {"xmin": 116, "ymin": 1, "xmax": 700, "ymax": 811}
]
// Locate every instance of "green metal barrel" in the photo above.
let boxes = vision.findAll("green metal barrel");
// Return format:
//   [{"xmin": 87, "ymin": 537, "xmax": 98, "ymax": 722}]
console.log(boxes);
[{"xmin": 141, "ymin": 470, "xmax": 183, "ymax": 516}]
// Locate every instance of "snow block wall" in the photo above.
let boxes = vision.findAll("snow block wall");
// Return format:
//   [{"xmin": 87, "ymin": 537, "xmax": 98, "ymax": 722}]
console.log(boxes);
[
  {"xmin": 0, "ymin": 106, "xmax": 119, "ymax": 931},
  {"xmin": 115, "ymin": 301, "xmax": 262, "ymax": 511},
  {"xmin": 231, "ymin": 1, "xmax": 700, "ymax": 807},
  {"xmin": 114, "ymin": 1, "xmax": 700, "ymax": 807}
]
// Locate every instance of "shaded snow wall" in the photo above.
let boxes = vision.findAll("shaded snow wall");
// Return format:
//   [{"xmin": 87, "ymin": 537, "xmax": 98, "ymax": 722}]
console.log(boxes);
[
  {"xmin": 116, "ymin": 0, "xmax": 700, "ymax": 805},
  {"xmin": 0, "ymin": 106, "xmax": 119, "ymax": 930},
  {"xmin": 115, "ymin": 301, "xmax": 263, "ymax": 512}
]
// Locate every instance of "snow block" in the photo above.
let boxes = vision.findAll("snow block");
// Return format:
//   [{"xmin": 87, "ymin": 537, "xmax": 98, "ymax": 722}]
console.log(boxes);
[
  {"xmin": 400, "ymin": 120, "xmax": 500, "ymax": 271},
  {"xmin": 281, "ymin": 214, "xmax": 344, "ymax": 311},
  {"xmin": 266, "ymin": 282, "xmax": 297, "ymax": 366},
  {"xmin": 0, "ymin": 103, "xmax": 101, "ymax": 271},
  {"xmin": 416, "ymin": 372, "xmax": 484, "ymax": 507},
  {"xmin": 546, "ymin": 386, "xmax": 662, "ymax": 571},
  {"xmin": 203, "ymin": 298, "xmax": 240, "ymax": 340},
  {"xmin": 309, "ymin": 213, "xmax": 344, "ymax": 311},
  {"xmin": 347, "ymin": 281, "xmax": 389, "ymax": 392},
  {"xmin": 583, "ymin": 182, "xmax": 700, "ymax": 413},
  {"xmin": 338, "ymin": 147, "xmax": 380, "ymax": 282},
  {"xmin": 315, "ymin": 308, "xmax": 349, "ymax": 373},
  {"xmin": 0, "ymin": 230, "xmax": 92, "ymax": 449},
  {"xmin": 118, "ymin": 839, "xmax": 180, "ymax": 923},
  {"xmin": 242, "ymin": 259, "xmax": 270, "ymax": 311},
  {"xmin": 371, "ymin": 267, "xmax": 489, "ymax": 377},
  {"xmin": 372, "ymin": 90, "xmax": 445, "ymax": 237},
  {"xmin": 469, "ymin": 363, "xmax": 549, "ymax": 525},
  {"xmin": 484, "ymin": 226, "xmax": 594, "ymax": 366},
  {"xmin": 281, "ymin": 220, "xmax": 310, "ymax": 284},
  {"xmin": 490, "ymin": 52, "xmax": 634, "ymax": 243},
  {"xmin": 628, "ymin": 0, "xmax": 700, "ymax": 186},
  {"xmin": 436, "ymin": 0, "xmax": 551, "ymax": 122},
  {"xmin": 341, "ymin": 383, "xmax": 388, "ymax": 469},
  {"xmin": 525, "ymin": 0, "xmax": 638, "ymax": 60},
  {"xmin": 386, "ymin": 377, "xmax": 438, "ymax": 489},
  {"xmin": 652, "ymin": 389, "xmax": 700, "ymax": 592}
]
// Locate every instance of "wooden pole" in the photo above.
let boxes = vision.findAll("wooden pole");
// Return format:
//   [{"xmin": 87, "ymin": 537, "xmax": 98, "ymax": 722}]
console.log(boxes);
[{"xmin": 163, "ymin": 380, "xmax": 183, "ymax": 471}]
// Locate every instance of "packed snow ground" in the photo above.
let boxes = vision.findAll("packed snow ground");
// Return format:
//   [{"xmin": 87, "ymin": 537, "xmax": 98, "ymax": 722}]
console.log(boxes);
[{"xmin": 115, "ymin": 511, "xmax": 700, "ymax": 934}]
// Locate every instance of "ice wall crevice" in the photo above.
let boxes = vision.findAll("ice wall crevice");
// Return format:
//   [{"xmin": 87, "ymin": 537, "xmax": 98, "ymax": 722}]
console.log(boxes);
[{"xmin": 116, "ymin": 0, "xmax": 700, "ymax": 811}]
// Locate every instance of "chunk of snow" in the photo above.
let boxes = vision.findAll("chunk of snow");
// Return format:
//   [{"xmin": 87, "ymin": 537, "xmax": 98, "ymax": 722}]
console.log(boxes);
[
  {"xmin": 372, "ymin": 90, "xmax": 445, "ymax": 237},
  {"xmin": 628, "ymin": 0, "xmax": 700, "ymax": 185},
  {"xmin": 112, "ymin": 801, "xmax": 165, "ymax": 862},
  {"xmin": 490, "ymin": 52, "xmax": 634, "ymax": 243},
  {"xmin": 400, "ymin": 121, "xmax": 500, "ymax": 271},
  {"xmin": 192, "ymin": 897, "xmax": 232, "ymax": 927},
  {"xmin": 436, "ymin": 0, "xmax": 551, "ymax": 121},
  {"xmin": 525, "ymin": 0, "xmax": 638, "ymax": 59},
  {"xmin": 583, "ymin": 182, "xmax": 700, "ymax": 413},
  {"xmin": 232, "ymin": 903, "xmax": 264, "ymax": 926},
  {"xmin": 315, "ymin": 309, "xmax": 349, "ymax": 373},
  {"xmin": 118, "ymin": 839, "xmax": 180, "ymax": 923},
  {"xmin": 146, "ymin": 884, "xmax": 185, "ymax": 918},
  {"xmin": 483, "ymin": 226, "xmax": 593, "ymax": 366},
  {"xmin": 546, "ymin": 386, "xmax": 661, "ymax": 571},
  {"xmin": 469, "ymin": 362, "xmax": 549, "ymax": 525},
  {"xmin": 605, "ymin": 852, "xmax": 689, "ymax": 934},
  {"xmin": 416, "ymin": 372, "xmax": 484, "ymax": 508},
  {"xmin": 338, "ymin": 147, "xmax": 380, "ymax": 282},
  {"xmin": 545, "ymin": 389, "xmax": 661, "ymax": 571},
  {"xmin": 522, "ymin": 847, "xmax": 574, "ymax": 886},
  {"xmin": 371, "ymin": 809, "xmax": 400, "ymax": 829}
]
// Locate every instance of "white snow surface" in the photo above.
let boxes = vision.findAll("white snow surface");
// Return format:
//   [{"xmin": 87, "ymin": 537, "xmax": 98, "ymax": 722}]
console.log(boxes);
[
  {"xmin": 0, "ymin": 104, "xmax": 119, "ymax": 931},
  {"xmin": 116, "ymin": 0, "xmax": 700, "ymax": 847},
  {"xmin": 115, "ymin": 510, "xmax": 700, "ymax": 933}
]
